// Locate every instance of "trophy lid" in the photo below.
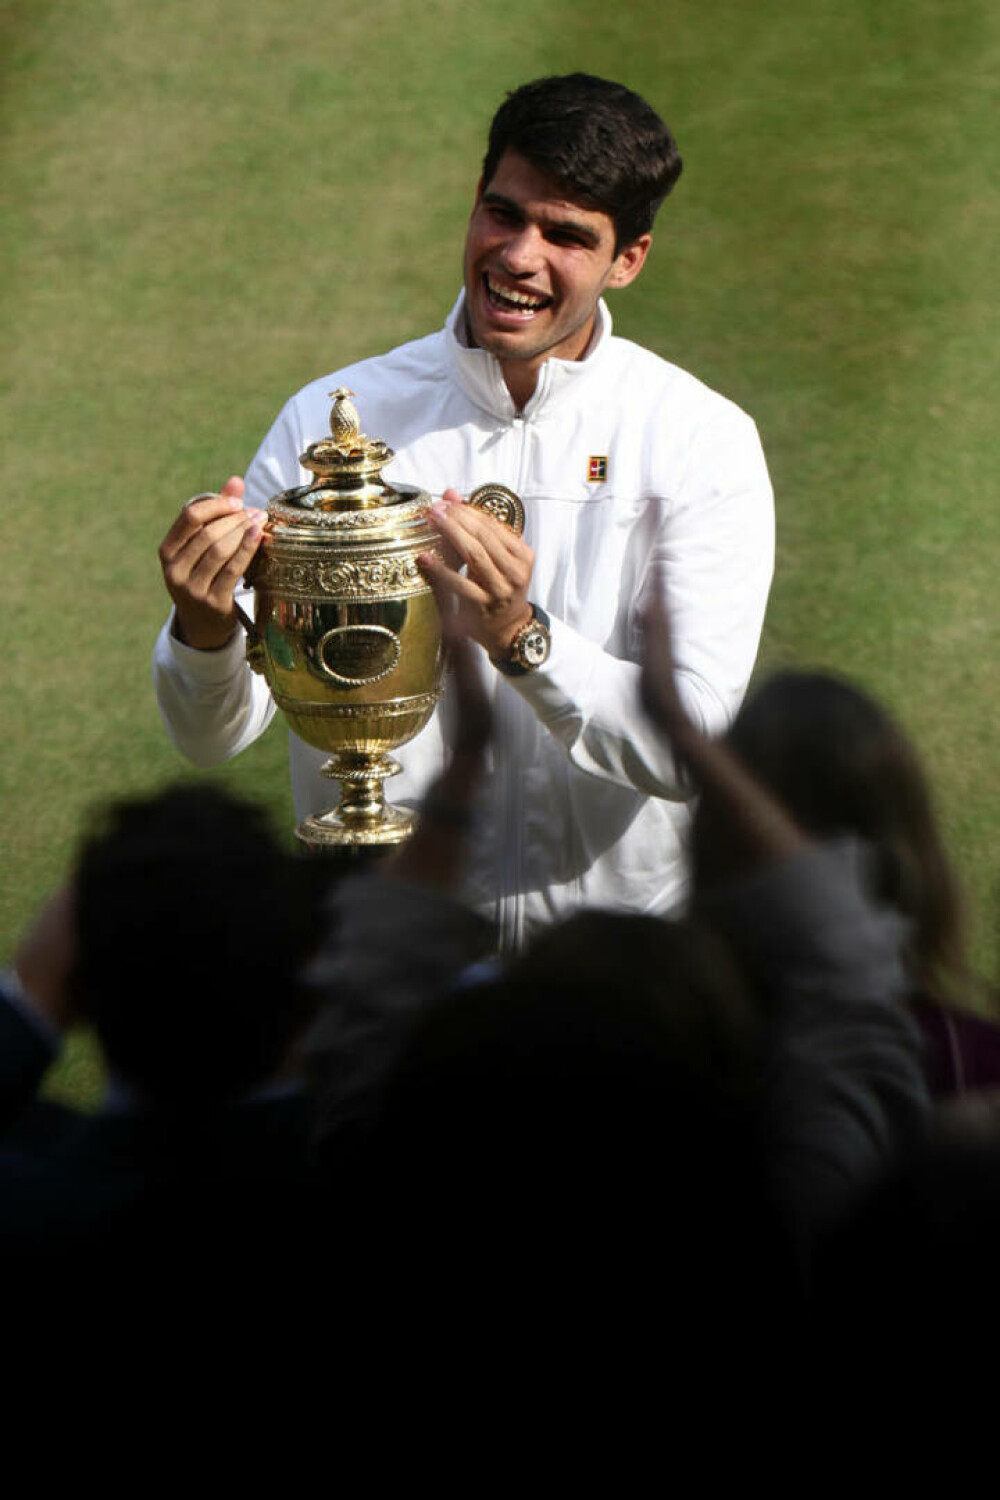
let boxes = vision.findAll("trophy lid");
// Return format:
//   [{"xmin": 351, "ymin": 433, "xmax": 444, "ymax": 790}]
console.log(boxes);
[{"xmin": 273, "ymin": 388, "xmax": 409, "ymax": 513}]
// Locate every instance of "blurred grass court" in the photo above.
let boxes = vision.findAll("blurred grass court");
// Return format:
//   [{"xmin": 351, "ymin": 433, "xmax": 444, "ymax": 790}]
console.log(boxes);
[{"xmin": 2, "ymin": 0, "xmax": 998, "ymax": 1105}]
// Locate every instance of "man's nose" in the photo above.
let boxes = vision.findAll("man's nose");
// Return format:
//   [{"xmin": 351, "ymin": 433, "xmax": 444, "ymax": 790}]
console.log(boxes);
[{"xmin": 500, "ymin": 224, "xmax": 543, "ymax": 274}]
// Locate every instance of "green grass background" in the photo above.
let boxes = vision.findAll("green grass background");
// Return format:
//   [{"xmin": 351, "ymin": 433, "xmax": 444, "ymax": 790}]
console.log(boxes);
[{"xmin": 3, "ymin": 0, "xmax": 998, "ymax": 1105}]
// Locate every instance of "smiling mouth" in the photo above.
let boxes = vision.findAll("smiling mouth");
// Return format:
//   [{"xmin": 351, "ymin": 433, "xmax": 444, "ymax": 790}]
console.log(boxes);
[{"xmin": 484, "ymin": 273, "xmax": 552, "ymax": 315}]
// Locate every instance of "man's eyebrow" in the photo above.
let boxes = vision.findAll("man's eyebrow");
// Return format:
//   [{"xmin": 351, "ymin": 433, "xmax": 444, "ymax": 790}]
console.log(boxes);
[{"xmin": 481, "ymin": 191, "xmax": 603, "ymax": 247}]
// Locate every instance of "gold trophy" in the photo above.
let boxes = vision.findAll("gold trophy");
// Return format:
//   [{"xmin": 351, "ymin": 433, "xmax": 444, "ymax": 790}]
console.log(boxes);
[{"xmin": 241, "ymin": 388, "xmax": 523, "ymax": 850}]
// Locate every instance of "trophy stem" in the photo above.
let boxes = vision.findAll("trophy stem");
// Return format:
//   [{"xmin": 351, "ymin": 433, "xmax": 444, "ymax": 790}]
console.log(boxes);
[{"xmin": 295, "ymin": 753, "xmax": 416, "ymax": 850}]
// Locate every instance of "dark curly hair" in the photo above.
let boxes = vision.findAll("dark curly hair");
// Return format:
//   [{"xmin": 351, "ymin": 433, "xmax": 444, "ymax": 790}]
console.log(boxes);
[
  {"xmin": 691, "ymin": 672, "xmax": 967, "ymax": 1004},
  {"xmin": 482, "ymin": 74, "xmax": 682, "ymax": 253},
  {"xmin": 71, "ymin": 783, "xmax": 325, "ymax": 1108}
]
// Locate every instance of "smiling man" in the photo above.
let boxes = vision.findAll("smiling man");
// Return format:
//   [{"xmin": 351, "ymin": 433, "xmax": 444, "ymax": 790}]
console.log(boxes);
[
  {"xmin": 154, "ymin": 74, "xmax": 775, "ymax": 949},
  {"xmin": 462, "ymin": 151, "xmax": 651, "ymax": 401}
]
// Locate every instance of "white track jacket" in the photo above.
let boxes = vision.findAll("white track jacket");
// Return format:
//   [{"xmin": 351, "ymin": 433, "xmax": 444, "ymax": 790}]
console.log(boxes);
[{"xmin": 154, "ymin": 296, "xmax": 774, "ymax": 950}]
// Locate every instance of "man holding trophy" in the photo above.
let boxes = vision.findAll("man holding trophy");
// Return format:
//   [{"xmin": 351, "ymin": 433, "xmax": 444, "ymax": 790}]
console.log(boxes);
[{"xmin": 154, "ymin": 74, "xmax": 774, "ymax": 951}]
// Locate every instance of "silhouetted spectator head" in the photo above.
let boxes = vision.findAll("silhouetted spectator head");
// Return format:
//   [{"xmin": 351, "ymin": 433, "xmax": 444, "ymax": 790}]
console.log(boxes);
[
  {"xmin": 70, "ymin": 784, "xmax": 325, "ymax": 1109},
  {"xmin": 377, "ymin": 910, "xmax": 761, "ymax": 1188},
  {"xmin": 364, "ymin": 911, "xmax": 794, "ymax": 1331},
  {"xmin": 691, "ymin": 672, "xmax": 965, "ymax": 1000}
]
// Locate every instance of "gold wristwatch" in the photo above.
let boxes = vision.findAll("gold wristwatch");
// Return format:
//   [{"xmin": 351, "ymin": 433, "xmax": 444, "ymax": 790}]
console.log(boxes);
[{"xmin": 492, "ymin": 604, "xmax": 551, "ymax": 676}]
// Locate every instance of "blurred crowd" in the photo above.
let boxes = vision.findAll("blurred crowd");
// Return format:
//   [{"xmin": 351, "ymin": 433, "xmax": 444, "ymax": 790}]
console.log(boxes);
[{"xmin": 2, "ymin": 600, "xmax": 998, "ymax": 1354}]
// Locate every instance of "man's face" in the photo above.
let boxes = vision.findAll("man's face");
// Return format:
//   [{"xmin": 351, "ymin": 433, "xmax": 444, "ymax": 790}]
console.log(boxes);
[{"xmin": 462, "ymin": 150, "xmax": 650, "ymax": 398}]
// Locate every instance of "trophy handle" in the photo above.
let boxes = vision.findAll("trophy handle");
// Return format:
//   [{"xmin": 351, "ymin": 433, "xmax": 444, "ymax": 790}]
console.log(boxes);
[{"xmin": 234, "ymin": 599, "xmax": 266, "ymax": 675}]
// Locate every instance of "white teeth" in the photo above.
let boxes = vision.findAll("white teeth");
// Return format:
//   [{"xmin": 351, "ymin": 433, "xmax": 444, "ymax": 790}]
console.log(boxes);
[{"xmin": 486, "ymin": 275, "xmax": 548, "ymax": 310}]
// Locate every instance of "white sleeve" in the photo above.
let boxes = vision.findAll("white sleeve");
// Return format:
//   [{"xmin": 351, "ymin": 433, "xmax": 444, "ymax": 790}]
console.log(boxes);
[
  {"xmin": 151, "ymin": 395, "xmax": 309, "ymax": 767},
  {"xmin": 512, "ymin": 410, "xmax": 775, "ymax": 799},
  {"xmin": 151, "ymin": 603, "xmax": 276, "ymax": 768}
]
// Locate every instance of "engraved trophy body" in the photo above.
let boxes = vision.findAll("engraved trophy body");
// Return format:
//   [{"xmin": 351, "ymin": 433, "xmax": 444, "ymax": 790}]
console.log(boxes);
[
  {"xmin": 243, "ymin": 389, "xmax": 523, "ymax": 850},
  {"xmin": 243, "ymin": 390, "xmax": 443, "ymax": 849}
]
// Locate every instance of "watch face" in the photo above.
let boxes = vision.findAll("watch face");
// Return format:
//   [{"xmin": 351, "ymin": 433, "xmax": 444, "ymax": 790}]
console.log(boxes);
[{"xmin": 520, "ymin": 626, "xmax": 549, "ymax": 667}]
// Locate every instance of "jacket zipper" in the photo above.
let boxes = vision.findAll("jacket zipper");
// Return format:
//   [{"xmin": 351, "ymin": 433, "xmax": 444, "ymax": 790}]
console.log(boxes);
[{"xmin": 497, "ymin": 405, "xmax": 535, "ymax": 953}]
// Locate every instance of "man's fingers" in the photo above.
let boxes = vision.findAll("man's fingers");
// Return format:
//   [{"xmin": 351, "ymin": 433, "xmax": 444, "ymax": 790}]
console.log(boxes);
[
  {"xmin": 638, "ymin": 591, "xmax": 671, "ymax": 647},
  {"xmin": 430, "ymin": 497, "xmax": 529, "ymax": 566},
  {"xmin": 167, "ymin": 507, "xmax": 259, "ymax": 580},
  {"xmin": 185, "ymin": 510, "xmax": 264, "ymax": 593},
  {"xmin": 418, "ymin": 549, "xmax": 491, "ymax": 610},
  {"xmin": 423, "ymin": 566, "xmax": 461, "ymax": 630},
  {"xmin": 212, "ymin": 513, "xmax": 265, "ymax": 587},
  {"xmin": 14, "ymin": 881, "xmax": 80, "ymax": 1033},
  {"xmin": 443, "ymin": 529, "xmax": 511, "ymax": 598},
  {"xmin": 428, "ymin": 505, "xmax": 533, "ymax": 606},
  {"xmin": 159, "ymin": 490, "xmax": 247, "ymax": 561},
  {"xmin": 446, "ymin": 632, "xmax": 492, "ymax": 760},
  {"xmin": 419, "ymin": 493, "xmax": 535, "ymax": 657},
  {"xmin": 639, "ymin": 589, "xmax": 687, "ymax": 730},
  {"xmin": 640, "ymin": 589, "xmax": 679, "ymax": 667},
  {"xmin": 425, "ymin": 527, "xmax": 463, "ymax": 574}
]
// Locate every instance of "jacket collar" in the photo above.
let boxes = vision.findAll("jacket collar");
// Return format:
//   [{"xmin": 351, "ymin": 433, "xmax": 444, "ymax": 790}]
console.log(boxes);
[{"xmin": 444, "ymin": 291, "xmax": 613, "ymax": 421}]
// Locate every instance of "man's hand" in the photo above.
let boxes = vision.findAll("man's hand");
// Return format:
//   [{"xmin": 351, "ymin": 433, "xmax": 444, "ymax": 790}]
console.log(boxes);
[
  {"xmin": 429, "ymin": 574, "xmax": 493, "ymax": 789},
  {"xmin": 14, "ymin": 883, "xmax": 80, "ymax": 1034},
  {"xmin": 388, "ymin": 581, "xmax": 492, "ymax": 891},
  {"xmin": 639, "ymin": 591, "xmax": 698, "ymax": 752},
  {"xmin": 418, "ymin": 489, "xmax": 534, "ymax": 660},
  {"xmin": 158, "ymin": 477, "xmax": 266, "ymax": 650},
  {"xmin": 640, "ymin": 589, "xmax": 807, "ymax": 866}
]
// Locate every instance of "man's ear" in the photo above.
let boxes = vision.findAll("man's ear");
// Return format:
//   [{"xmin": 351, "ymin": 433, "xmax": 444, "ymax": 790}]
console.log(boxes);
[
  {"xmin": 606, "ymin": 233, "xmax": 653, "ymax": 289},
  {"xmin": 472, "ymin": 174, "xmax": 485, "ymax": 209}
]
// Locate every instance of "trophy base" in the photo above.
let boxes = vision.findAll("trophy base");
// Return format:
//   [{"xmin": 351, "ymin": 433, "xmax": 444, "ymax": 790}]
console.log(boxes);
[
  {"xmin": 295, "ymin": 804, "xmax": 415, "ymax": 851},
  {"xmin": 294, "ymin": 753, "xmax": 416, "ymax": 851}
]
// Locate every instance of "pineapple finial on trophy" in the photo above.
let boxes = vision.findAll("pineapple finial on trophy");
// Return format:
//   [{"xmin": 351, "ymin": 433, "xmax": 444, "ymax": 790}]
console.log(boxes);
[
  {"xmin": 297, "ymin": 389, "xmax": 395, "ymax": 495},
  {"xmin": 328, "ymin": 387, "xmax": 362, "ymax": 447}
]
